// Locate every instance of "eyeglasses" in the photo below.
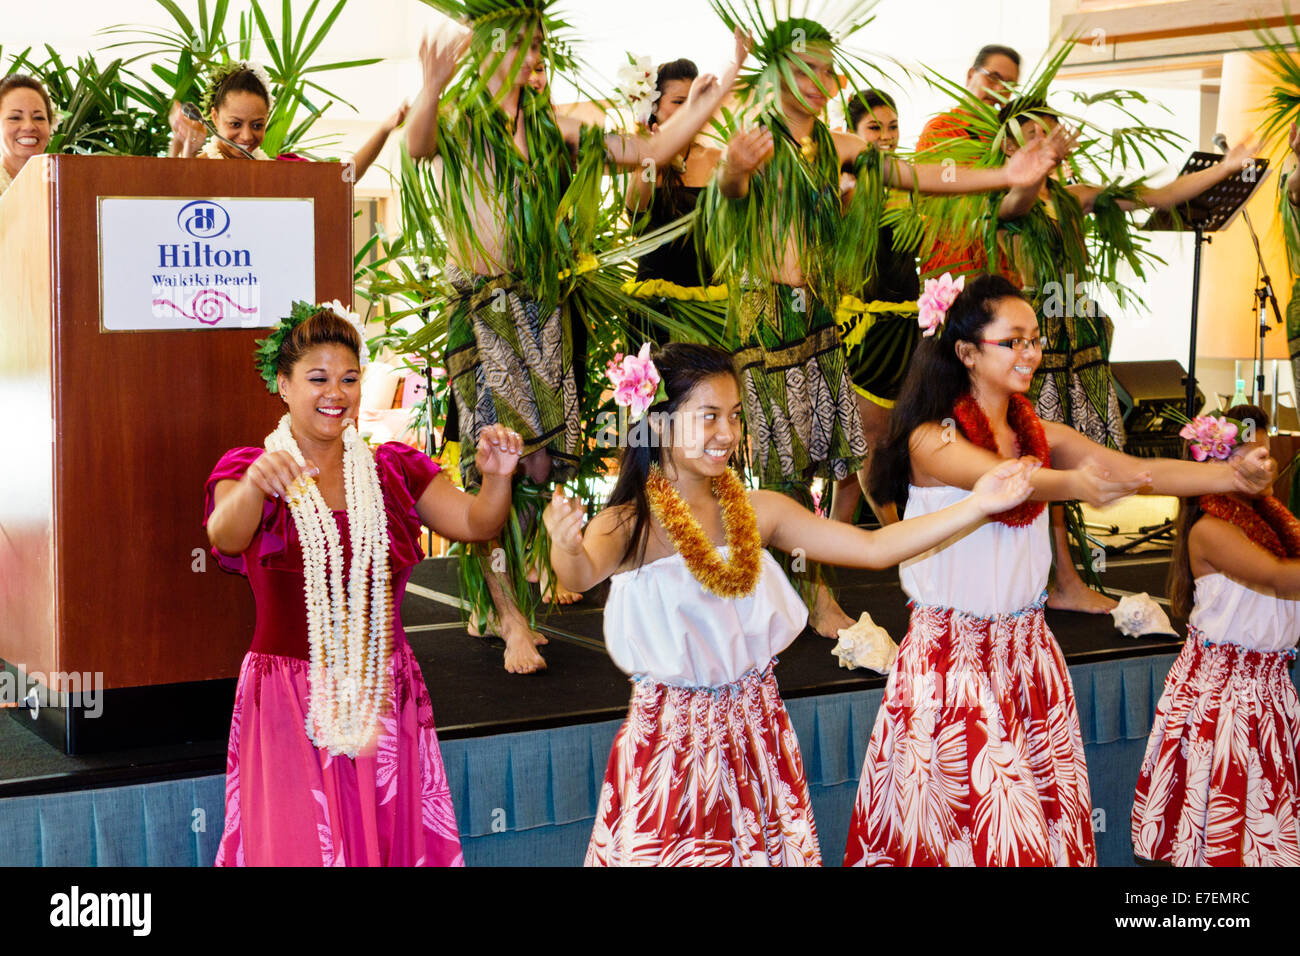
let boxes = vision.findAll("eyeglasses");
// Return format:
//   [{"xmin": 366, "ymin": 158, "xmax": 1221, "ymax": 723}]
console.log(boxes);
[
  {"xmin": 975, "ymin": 66, "xmax": 1016, "ymax": 87},
  {"xmin": 981, "ymin": 335, "xmax": 1047, "ymax": 352}
]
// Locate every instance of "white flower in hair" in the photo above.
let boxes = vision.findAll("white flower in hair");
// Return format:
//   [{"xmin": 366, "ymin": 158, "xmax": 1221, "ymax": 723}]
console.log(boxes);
[
  {"xmin": 243, "ymin": 60, "xmax": 277, "ymax": 112},
  {"xmin": 325, "ymin": 299, "xmax": 370, "ymax": 368},
  {"xmin": 616, "ymin": 55, "xmax": 661, "ymax": 126}
]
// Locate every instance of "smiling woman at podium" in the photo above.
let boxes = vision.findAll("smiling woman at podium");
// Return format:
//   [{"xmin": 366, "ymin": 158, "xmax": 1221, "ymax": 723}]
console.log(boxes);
[
  {"xmin": 0, "ymin": 74, "xmax": 53, "ymax": 197},
  {"xmin": 171, "ymin": 60, "xmax": 407, "ymax": 181}
]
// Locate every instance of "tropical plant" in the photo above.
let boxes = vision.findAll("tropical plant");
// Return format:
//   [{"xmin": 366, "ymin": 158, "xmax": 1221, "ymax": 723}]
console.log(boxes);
[
  {"xmin": 101, "ymin": 0, "xmax": 382, "ymax": 155},
  {"xmin": 5, "ymin": 47, "xmax": 172, "ymax": 156}
]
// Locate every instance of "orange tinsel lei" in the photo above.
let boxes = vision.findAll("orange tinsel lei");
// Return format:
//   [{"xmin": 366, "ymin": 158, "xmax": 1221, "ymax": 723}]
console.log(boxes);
[{"xmin": 645, "ymin": 465, "xmax": 763, "ymax": 598}]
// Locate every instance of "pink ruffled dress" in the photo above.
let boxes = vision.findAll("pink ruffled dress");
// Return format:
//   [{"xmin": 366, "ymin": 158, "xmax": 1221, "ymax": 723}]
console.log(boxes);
[{"xmin": 203, "ymin": 442, "xmax": 463, "ymax": 866}]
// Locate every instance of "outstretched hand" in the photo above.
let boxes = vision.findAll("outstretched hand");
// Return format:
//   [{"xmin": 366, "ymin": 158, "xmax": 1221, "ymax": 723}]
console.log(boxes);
[
  {"xmin": 725, "ymin": 126, "xmax": 775, "ymax": 177},
  {"xmin": 728, "ymin": 26, "xmax": 754, "ymax": 77},
  {"xmin": 474, "ymin": 424, "xmax": 523, "ymax": 478},
  {"xmin": 418, "ymin": 22, "xmax": 472, "ymax": 91},
  {"xmin": 971, "ymin": 458, "xmax": 1037, "ymax": 515},
  {"xmin": 543, "ymin": 486, "xmax": 587, "ymax": 555},
  {"xmin": 246, "ymin": 450, "xmax": 319, "ymax": 501},
  {"xmin": 1004, "ymin": 134, "xmax": 1059, "ymax": 189},
  {"xmin": 1073, "ymin": 458, "xmax": 1150, "ymax": 508},
  {"xmin": 1042, "ymin": 123, "xmax": 1080, "ymax": 164},
  {"xmin": 1230, "ymin": 445, "xmax": 1277, "ymax": 496},
  {"xmin": 385, "ymin": 100, "xmax": 411, "ymax": 133},
  {"xmin": 1220, "ymin": 134, "xmax": 1260, "ymax": 172}
]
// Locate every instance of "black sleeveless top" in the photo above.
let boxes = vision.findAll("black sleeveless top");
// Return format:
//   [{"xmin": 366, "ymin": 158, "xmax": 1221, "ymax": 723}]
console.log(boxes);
[
  {"xmin": 634, "ymin": 180, "xmax": 713, "ymax": 288},
  {"xmin": 869, "ymin": 223, "xmax": 920, "ymax": 303}
]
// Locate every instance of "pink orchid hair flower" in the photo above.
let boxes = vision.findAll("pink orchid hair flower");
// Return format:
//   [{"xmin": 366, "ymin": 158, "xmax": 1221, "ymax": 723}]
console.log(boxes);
[{"xmin": 917, "ymin": 273, "xmax": 965, "ymax": 337}]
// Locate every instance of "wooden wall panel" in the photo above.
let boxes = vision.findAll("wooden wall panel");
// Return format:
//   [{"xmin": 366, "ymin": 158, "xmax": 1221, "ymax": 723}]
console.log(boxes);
[{"xmin": 4, "ymin": 155, "xmax": 352, "ymax": 691}]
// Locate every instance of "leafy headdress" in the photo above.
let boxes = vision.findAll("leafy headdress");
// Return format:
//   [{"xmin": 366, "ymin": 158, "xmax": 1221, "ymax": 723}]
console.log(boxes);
[
  {"xmin": 898, "ymin": 39, "xmax": 1180, "ymax": 308},
  {"xmin": 702, "ymin": 0, "xmax": 896, "ymax": 318}
]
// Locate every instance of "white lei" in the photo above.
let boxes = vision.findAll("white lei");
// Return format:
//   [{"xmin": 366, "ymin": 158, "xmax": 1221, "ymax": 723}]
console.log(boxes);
[
  {"xmin": 265, "ymin": 414, "xmax": 392, "ymax": 757},
  {"xmin": 200, "ymin": 138, "xmax": 271, "ymax": 160}
]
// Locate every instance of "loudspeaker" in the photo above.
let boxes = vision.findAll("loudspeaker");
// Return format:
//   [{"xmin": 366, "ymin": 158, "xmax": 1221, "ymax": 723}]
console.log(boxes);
[{"xmin": 1111, "ymin": 360, "xmax": 1203, "ymax": 459}]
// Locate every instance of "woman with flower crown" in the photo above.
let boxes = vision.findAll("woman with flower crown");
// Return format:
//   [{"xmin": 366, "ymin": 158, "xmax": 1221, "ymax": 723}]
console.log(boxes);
[
  {"xmin": 170, "ymin": 61, "xmax": 406, "ymax": 179},
  {"xmin": 543, "ymin": 341, "xmax": 1037, "ymax": 866},
  {"xmin": 204, "ymin": 301, "xmax": 524, "ymax": 866},
  {"xmin": 842, "ymin": 275, "xmax": 1278, "ymax": 867},
  {"xmin": 1132, "ymin": 404, "xmax": 1300, "ymax": 867}
]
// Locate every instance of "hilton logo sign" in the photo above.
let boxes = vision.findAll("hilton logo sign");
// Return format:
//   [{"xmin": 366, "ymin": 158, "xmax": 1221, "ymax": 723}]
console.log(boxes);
[{"xmin": 99, "ymin": 196, "xmax": 315, "ymax": 332}]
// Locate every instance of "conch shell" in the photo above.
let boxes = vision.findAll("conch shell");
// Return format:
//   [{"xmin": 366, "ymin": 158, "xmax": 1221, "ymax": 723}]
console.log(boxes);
[
  {"xmin": 833, "ymin": 612, "xmax": 899, "ymax": 674},
  {"xmin": 1110, "ymin": 592, "xmax": 1178, "ymax": 638}
]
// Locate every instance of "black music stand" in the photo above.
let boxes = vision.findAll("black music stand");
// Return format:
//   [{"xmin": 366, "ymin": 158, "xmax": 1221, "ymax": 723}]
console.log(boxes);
[
  {"xmin": 1143, "ymin": 151, "xmax": 1271, "ymax": 416},
  {"xmin": 1111, "ymin": 155, "xmax": 1272, "ymax": 554}
]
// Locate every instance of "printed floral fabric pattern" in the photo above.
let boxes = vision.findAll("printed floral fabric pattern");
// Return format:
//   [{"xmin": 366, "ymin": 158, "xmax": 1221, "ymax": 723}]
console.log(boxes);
[
  {"xmin": 213, "ymin": 643, "xmax": 464, "ymax": 867},
  {"xmin": 586, "ymin": 663, "xmax": 821, "ymax": 867},
  {"xmin": 1131, "ymin": 634, "xmax": 1300, "ymax": 867},
  {"xmin": 844, "ymin": 602, "xmax": 1097, "ymax": 866}
]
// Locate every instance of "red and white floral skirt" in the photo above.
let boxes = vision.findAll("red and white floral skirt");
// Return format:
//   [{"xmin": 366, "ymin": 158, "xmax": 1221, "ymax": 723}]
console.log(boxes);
[
  {"xmin": 585, "ymin": 662, "xmax": 821, "ymax": 867},
  {"xmin": 1131, "ymin": 633, "xmax": 1300, "ymax": 866},
  {"xmin": 844, "ymin": 600, "xmax": 1097, "ymax": 866}
]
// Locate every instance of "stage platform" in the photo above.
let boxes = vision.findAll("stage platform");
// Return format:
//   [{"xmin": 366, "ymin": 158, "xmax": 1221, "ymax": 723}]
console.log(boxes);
[{"xmin": 0, "ymin": 551, "xmax": 1259, "ymax": 866}]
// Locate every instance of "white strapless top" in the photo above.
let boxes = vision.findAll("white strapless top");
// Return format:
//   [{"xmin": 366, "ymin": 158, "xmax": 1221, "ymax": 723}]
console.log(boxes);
[
  {"xmin": 1188, "ymin": 573, "xmax": 1300, "ymax": 652},
  {"xmin": 604, "ymin": 548, "xmax": 808, "ymax": 687},
  {"xmin": 899, "ymin": 484, "xmax": 1051, "ymax": 616}
]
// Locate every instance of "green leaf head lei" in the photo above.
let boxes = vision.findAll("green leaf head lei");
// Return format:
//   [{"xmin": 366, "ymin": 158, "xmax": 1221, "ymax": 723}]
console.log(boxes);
[
  {"xmin": 199, "ymin": 60, "xmax": 276, "ymax": 118},
  {"xmin": 902, "ymin": 38, "xmax": 1175, "ymax": 311},
  {"xmin": 254, "ymin": 300, "xmax": 367, "ymax": 395}
]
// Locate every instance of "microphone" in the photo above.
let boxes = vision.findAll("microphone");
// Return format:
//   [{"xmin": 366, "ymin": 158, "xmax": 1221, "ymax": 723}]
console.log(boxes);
[
  {"xmin": 181, "ymin": 102, "xmax": 256, "ymax": 160},
  {"xmin": 1213, "ymin": 132, "xmax": 1229, "ymax": 153}
]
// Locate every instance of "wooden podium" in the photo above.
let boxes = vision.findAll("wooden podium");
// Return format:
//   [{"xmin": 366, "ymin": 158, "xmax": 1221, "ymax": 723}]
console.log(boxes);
[{"xmin": 0, "ymin": 155, "xmax": 353, "ymax": 753}]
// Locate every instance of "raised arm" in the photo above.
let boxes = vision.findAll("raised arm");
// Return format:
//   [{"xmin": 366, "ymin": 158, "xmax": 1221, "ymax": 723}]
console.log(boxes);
[
  {"xmin": 885, "ymin": 135, "xmax": 1056, "ymax": 196},
  {"xmin": 998, "ymin": 126, "xmax": 1077, "ymax": 220},
  {"xmin": 1193, "ymin": 514, "xmax": 1300, "ymax": 597},
  {"xmin": 1043, "ymin": 421, "xmax": 1276, "ymax": 497},
  {"xmin": 543, "ymin": 490, "xmax": 636, "ymax": 593},
  {"xmin": 603, "ymin": 28, "xmax": 750, "ymax": 171},
  {"xmin": 414, "ymin": 425, "xmax": 521, "ymax": 541},
  {"xmin": 762, "ymin": 459, "xmax": 1034, "ymax": 567},
  {"xmin": 406, "ymin": 26, "xmax": 471, "ymax": 161},
  {"xmin": 1087, "ymin": 137, "xmax": 1261, "ymax": 213},
  {"xmin": 348, "ymin": 102, "xmax": 408, "ymax": 181}
]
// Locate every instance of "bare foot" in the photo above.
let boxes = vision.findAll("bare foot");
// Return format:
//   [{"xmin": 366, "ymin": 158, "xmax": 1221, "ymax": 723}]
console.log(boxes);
[
  {"xmin": 501, "ymin": 616, "xmax": 548, "ymax": 674},
  {"xmin": 467, "ymin": 611, "xmax": 498, "ymax": 638},
  {"xmin": 809, "ymin": 583, "xmax": 856, "ymax": 638},
  {"xmin": 1047, "ymin": 583, "xmax": 1119, "ymax": 614},
  {"xmin": 528, "ymin": 562, "xmax": 583, "ymax": 605}
]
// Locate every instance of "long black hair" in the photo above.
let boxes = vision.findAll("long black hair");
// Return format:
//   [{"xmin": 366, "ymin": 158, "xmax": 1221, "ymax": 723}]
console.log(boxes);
[
  {"xmin": 1167, "ymin": 403, "xmax": 1270, "ymax": 618},
  {"xmin": 869, "ymin": 273, "xmax": 1026, "ymax": 512},
  {"xmin": 606, "ymin": 342, "xmax": 740, "ymax": 566}
]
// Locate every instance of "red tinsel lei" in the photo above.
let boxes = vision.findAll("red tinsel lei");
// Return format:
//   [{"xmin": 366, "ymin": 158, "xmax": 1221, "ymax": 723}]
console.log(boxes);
[
  {"xmin": 952, "ymin": 393, "xmax": 1051, "ymax": 527},
  {"xmin": 1198, "ymin": 494, "xmax": 1300, "ymax": 558}
]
